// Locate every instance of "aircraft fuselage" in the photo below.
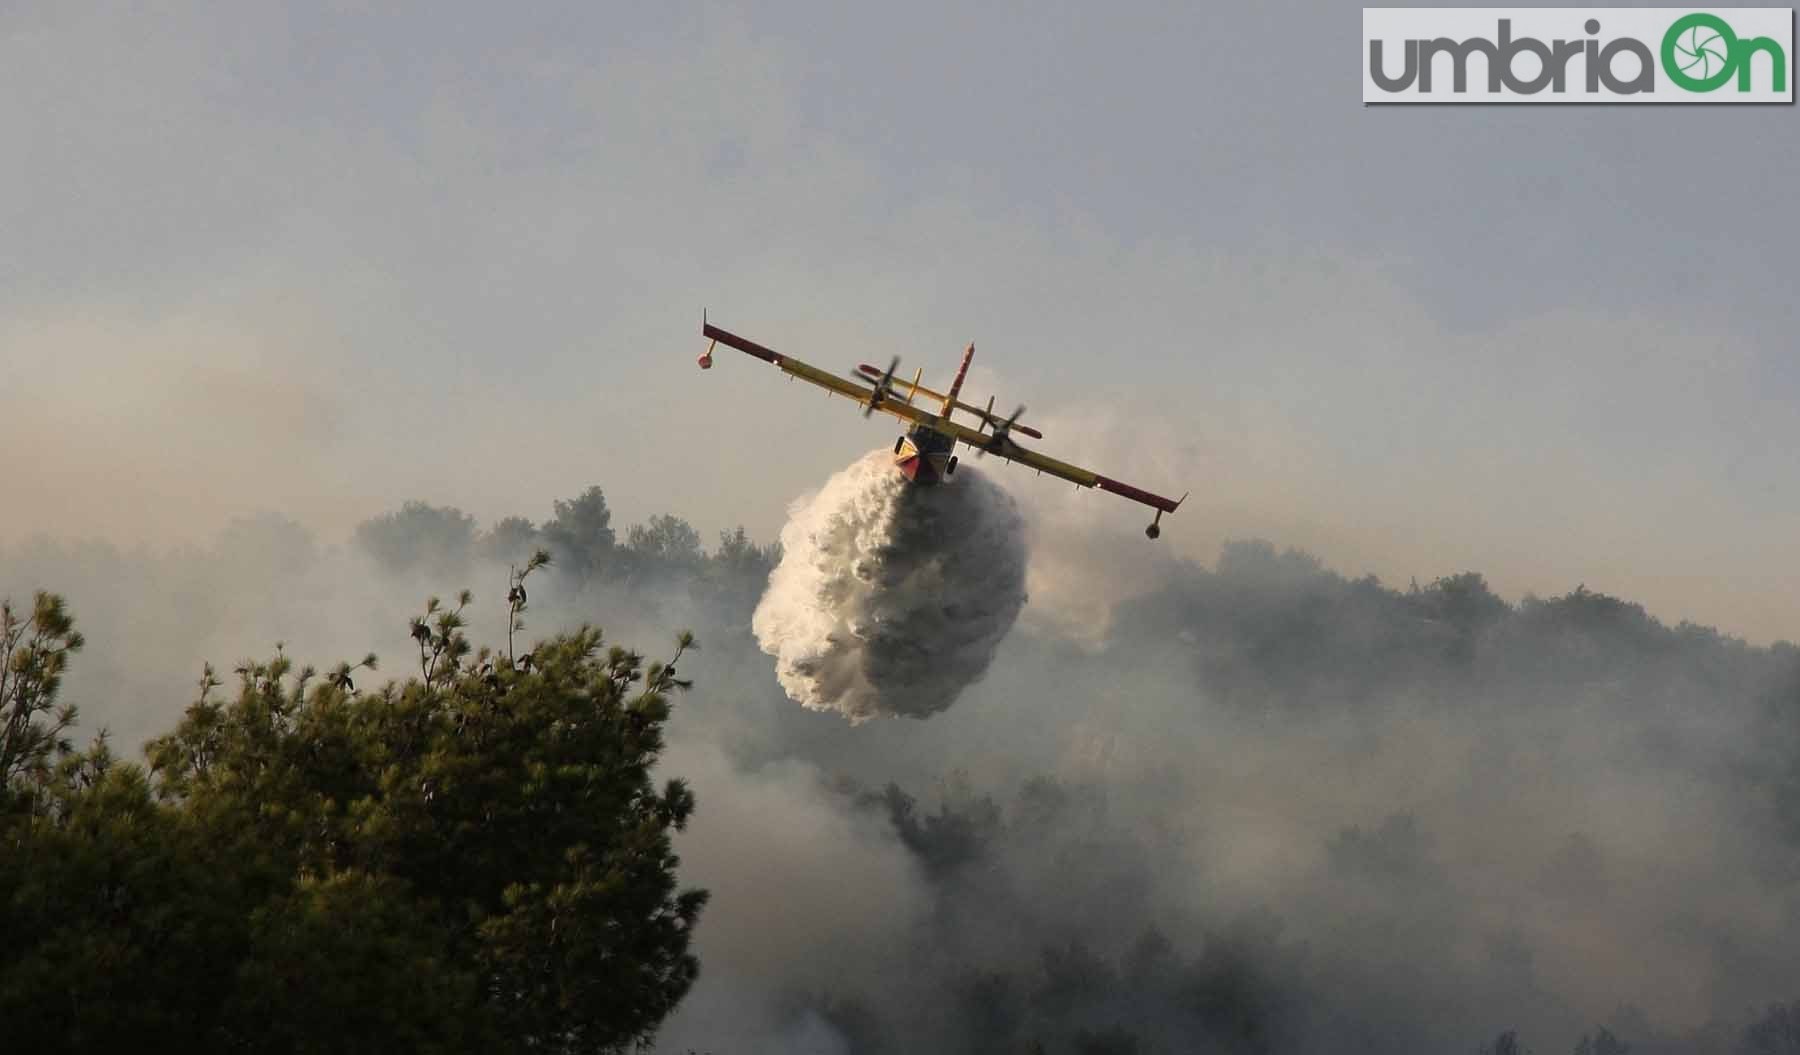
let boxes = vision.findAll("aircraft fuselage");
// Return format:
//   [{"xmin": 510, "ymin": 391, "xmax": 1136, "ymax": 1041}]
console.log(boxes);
[{"xmin": 894, "ymin": 424, "xmax": 958, "ymax": 484}]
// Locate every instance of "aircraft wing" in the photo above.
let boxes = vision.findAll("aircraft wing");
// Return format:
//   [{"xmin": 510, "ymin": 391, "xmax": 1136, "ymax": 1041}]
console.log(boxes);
[
  {"xmin": 703, "ymin": 322, "xmax": 937, "ymax": 428},
  {"xmin": 933, "ymin": 418, "xmax": 1185, "ymax": 514},
  {"xmin": 702, "ymin": 319, "xmax": 1185, "ymax": 530}
]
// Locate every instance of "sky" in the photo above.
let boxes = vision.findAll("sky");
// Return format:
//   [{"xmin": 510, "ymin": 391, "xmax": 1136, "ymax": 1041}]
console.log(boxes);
[{"xmin": 3, "ymin": 0, "xmax": 1798, "ymax": 642}]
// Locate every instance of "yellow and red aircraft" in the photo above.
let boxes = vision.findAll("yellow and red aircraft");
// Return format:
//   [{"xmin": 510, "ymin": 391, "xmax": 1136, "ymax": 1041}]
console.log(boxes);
[{"xmin": 698, "ymin": 319, "xmax": 1186, "ymax": 539}]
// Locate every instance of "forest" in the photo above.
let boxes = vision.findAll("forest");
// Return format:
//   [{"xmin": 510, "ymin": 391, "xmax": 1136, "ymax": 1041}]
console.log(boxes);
[{"xmin": 5, "ymin": 483, "xmax": 1800, "ymax": 1054}]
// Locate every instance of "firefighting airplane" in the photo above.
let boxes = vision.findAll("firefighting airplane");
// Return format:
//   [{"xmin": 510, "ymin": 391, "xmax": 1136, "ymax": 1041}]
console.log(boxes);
[{"xmin": 698, "ymin": 319, "xmax": 1186, "ymax": 538}]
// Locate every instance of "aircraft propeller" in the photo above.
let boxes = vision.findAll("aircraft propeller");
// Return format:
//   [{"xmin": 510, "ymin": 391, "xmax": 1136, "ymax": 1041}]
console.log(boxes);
[
  {"xmin": 864, "ymin": 355, "xmax": 900, "ymax": 418},
  {"xmin": 980, "ymin": 404, "xmax": 1027, "ymax": 456}
]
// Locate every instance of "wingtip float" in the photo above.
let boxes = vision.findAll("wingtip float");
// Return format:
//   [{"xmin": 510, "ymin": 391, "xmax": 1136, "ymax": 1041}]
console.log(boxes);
[{"xmin": 698, "ymin": 318, "xmax": 1186, "ymax": 540}]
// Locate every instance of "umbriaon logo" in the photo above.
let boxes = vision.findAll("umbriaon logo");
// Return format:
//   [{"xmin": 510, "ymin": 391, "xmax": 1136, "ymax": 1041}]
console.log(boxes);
[{"xmin": 1363, "ymin": 8, "xmax": 1793, "ymax": 103}]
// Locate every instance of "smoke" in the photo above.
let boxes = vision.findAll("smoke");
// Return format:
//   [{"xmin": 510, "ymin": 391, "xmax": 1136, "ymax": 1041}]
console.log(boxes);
[
  {"xmin": 10, "ymin": 491, "xmax": 1800, "ymax": 1054},
  {"xmin": 751, "ymin": 450, "xmax": 1028, "ymax": 722}
]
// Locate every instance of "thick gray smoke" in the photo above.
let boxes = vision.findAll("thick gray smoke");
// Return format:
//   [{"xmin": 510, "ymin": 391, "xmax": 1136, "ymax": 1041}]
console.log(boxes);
[
  {"xmin": 11, "ymin": 494, "xmax": 1800, "ymax": 1055},
  {"xmin": 751, "ymin": 450, "xmax": 1028, "ymax": 722}
]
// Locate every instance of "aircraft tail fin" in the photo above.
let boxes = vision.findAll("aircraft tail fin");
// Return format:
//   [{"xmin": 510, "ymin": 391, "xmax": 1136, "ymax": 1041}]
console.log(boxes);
[{"xmin": 941, "ymin": 343, "xmax": 974, "ymax": 416}]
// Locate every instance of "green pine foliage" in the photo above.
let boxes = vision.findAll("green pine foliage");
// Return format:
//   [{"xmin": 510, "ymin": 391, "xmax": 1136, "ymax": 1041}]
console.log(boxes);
[
  {"xmin": 0, "ymin": 592, "xmax": 85, "ymax": 797},
  {"xmin": 0, "ymin": 581, "xmax": 706, "ymax": 1054}
]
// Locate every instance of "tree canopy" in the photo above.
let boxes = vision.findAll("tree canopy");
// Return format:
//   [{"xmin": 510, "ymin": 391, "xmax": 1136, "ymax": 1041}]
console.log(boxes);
[
  {"xmin": 353, "ymin": 500, "xmax": 478, "ymax": 575},
  {"xmin": 543, "ymin": 486, "xmax": 617, "ymax": 581},
  {"xmin": 0, "ymin": 577, "xmax": 706, "ymax": 1054}
]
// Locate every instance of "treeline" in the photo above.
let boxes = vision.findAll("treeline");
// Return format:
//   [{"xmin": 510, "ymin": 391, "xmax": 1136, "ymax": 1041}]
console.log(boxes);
[
  {"xmin": 0, "ymin": 570, "xmax": 707, "ymax": 1052},
  {"xmin": 349, "ymin": 486, "xmax": 780, "ymax": 603},
  {"xmin": 1113, "ymin": 539, "xmax": 1793, "ymax": 714},
  {"xmin": 1114, "ymin": 540, "xmax": 1800, "ymax": 864}
]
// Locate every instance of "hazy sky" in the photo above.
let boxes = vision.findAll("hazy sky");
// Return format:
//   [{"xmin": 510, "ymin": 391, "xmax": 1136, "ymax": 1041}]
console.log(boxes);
[{"xmin": 4, "ymin": 1, "xmax": 1798, "ymax": 641}]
